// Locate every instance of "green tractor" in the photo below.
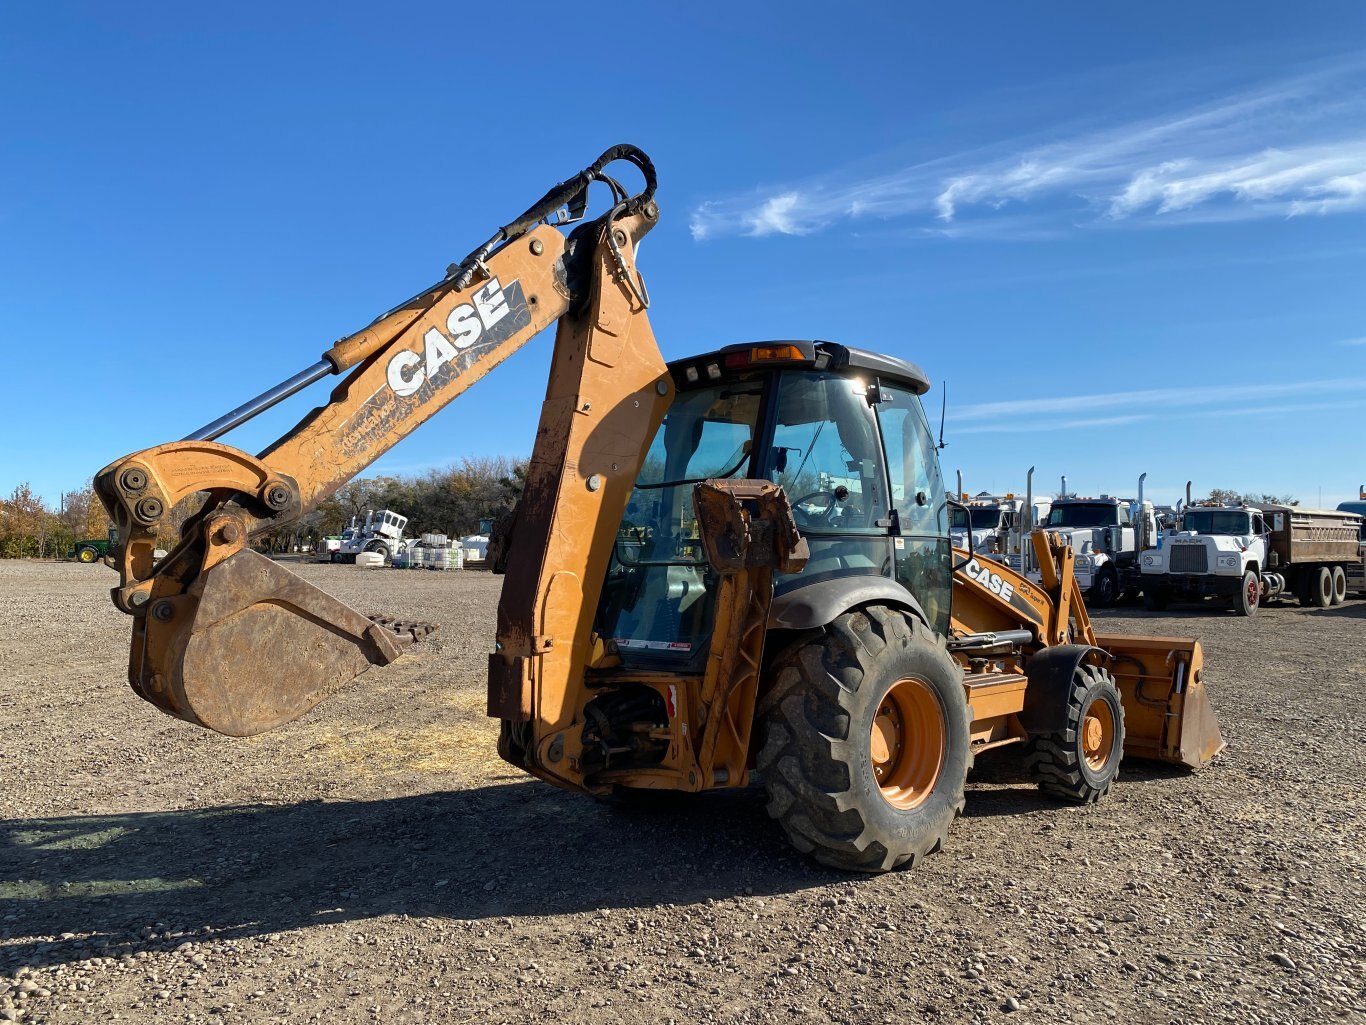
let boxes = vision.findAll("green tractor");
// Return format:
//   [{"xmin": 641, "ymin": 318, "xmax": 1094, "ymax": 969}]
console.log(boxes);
[{"xmin": 71, "ymin": 527, "xmax": 117, "ymax": 564}]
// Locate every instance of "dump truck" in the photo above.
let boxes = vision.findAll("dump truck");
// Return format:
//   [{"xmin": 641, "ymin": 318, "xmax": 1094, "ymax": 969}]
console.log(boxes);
[
  {"xmin": 92, "ymin": 146, "xmax": 1223, "ymax": 872},
  {"xmin": 1144, "ymin": 487, "xmax": 1363, "ymax": 613}
]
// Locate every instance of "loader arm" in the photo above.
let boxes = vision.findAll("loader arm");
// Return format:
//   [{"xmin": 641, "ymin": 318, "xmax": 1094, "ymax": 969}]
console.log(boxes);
[
  {"xmin": 95, "ymin": 146, "xmax": 669, "ymax": 737},
  {"xmin": 950, "ymin": 529, "xmax": 1225, "ymax": 770}
]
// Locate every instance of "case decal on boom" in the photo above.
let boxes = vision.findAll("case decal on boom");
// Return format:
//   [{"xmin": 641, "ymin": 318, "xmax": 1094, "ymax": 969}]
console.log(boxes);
[
  {"xmin": 385, "ymin": 277, "xmax": 531, "ymax": 398},
  {"xmin": 962, "ymin": 557, "xmax": 1016, "ymax": 602}
]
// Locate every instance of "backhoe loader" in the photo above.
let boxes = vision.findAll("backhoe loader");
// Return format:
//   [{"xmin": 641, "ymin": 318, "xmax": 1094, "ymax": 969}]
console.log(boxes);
[{"xmin": 95, "ymin": 146, "xmax": 1224, "ymax": 872}]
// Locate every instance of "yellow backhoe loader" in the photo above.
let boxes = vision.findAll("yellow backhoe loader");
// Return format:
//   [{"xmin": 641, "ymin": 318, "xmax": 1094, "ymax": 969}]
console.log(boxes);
[{"xmin": 95, "ymin": 146, "xmax": 1224, "ymax": 872}]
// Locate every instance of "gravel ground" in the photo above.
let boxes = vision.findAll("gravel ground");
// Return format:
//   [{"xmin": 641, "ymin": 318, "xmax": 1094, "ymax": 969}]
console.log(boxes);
[{"xmin": 1, "ymin": 559, "xmax": 1362, "ymax": 1024}]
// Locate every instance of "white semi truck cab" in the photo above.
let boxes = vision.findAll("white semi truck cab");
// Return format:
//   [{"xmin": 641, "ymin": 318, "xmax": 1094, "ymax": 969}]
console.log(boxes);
[
  {"xmin": 949, "ymin": 498, "xmax": 1011, "ymax": 554},
  {"xmin": 1040, "ymin": 485, "xmax": 1156, "ymax": 608},
  {"xmin": 1141, "ymin": 505, "xmax": 1271, "ymax": 615}
]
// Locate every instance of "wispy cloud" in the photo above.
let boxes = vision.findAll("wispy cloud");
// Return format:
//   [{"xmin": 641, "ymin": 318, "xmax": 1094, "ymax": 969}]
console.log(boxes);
[
  {"xmin": 690, "ymin": 54, "xmax": 1366, "ymax": 241},
  {"xmin": 951, "ymin": 376, "xmax": 1366, "ymax": 434},
  {"xmin": 1338, "ymin": 336, "xmax": 1366, "ymax": 346}
]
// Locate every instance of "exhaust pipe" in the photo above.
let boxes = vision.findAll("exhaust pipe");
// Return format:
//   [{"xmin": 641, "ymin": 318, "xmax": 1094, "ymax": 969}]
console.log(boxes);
[
  {"xmin": 1061, "ymin": 474, "xmax": 1068, "ymax": 499},
  {"xmin": 1023, "ymin": 466, "xmax": 1035, "ymax": 572},
  {"xmin": 1137, "ymin": 472, "xmax": 1148, "ymax": 551}
]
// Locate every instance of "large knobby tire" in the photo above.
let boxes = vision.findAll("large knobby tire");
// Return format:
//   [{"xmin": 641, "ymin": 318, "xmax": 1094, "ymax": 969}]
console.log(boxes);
[
  {"xmin": 757, "ymin": 607, "xmax": 971, "ymax": 873},
  {"xmin": 368, "ymin": 543, "xmax": 391, "ymax": 565},
  {"xmin": 76, "ymin": 546, "xmax": 99, "ymax": 564},
  {"xmin": 1142, "ymin": 587, "xmax": 1169, "ymax": 612},
  {"xmin": 1306, "ymin": 567, "xmax": 1333, "ymax": 608},
  {"xmin": 1090, "ymin": 566, "xmax": 1119, "ymax": 609},
  {"xmin": 1023, "ymin": 663, "xmax": 1125, "ymax": 804},
  {"xmin": 1234, "ymin": 570, "xmax": 1259, "ymax": 617},
  {"xmin": 1331, "ymin": 566, "xmax": 1347, "ymax": 606}
]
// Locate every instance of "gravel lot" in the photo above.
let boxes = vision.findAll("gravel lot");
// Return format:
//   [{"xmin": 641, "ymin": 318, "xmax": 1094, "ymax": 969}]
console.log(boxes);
[{"xmin": 1, "ymin": 559, "xmax": 1362, "ymax": 1024}]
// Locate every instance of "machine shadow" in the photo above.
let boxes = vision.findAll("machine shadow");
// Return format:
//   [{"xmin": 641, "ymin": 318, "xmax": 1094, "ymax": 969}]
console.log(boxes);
[
  {"xmin": 2, "ymin": 782, "xmax": 841, "ymax": 971},
  {"xmin": 1305, "ymin": 602, "xmax": 1366, "ymax": 619},
  {"xmin": 961, "ymin": 746, "xmax": 1191, "ymax": 820}
]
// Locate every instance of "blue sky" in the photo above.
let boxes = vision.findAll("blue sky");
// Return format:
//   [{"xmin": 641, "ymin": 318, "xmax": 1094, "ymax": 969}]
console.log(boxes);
[{"xmin": 4, "ymin": 3, "xmax": 1366, "ymax": 510}]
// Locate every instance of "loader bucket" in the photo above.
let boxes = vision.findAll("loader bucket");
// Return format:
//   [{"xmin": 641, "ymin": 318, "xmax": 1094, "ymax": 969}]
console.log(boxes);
[
  {"xmin": 1094, "ymin": 633, "xmax": 1226, "ymax": 770},
  {"xmin": 130, "ymin": 548, "xmax": 433, "ymax": 737}
]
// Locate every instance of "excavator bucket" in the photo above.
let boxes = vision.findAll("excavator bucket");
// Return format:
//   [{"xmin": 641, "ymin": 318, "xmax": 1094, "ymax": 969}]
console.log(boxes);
[
  {"xmin": 1095, "ymin": 633, "xmax": 1226, "ymax": 770},
  {"xmin": 130, "ymin": 545, "xmax": 434, "ymax": 737}
]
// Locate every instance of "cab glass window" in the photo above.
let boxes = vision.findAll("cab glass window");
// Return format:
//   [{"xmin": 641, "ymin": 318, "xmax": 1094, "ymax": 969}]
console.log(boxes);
[{"xmin": 874, "ymin": 384, "xmax": 950, "ymax": 635}]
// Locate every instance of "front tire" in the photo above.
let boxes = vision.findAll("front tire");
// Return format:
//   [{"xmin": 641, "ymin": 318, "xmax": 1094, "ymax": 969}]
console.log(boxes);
[
  {"xmin": 368, "ymin": 543, "xmax": 391, "ymax": 565},
  {"xmin": 76, "ymin": 546, "xmax": 99, "ymax": 564},
  {"xmin": 1023, "ymin": 663, "xmax": 1125, "ymax": 804},
  {"xmin": 1331, "ymin": 566, "xmax": 1347, "ymax": 605},
  {"xmin": 1235, "ymin": 570, "xmax": 1260, "ymax": 617},
  {"xmin": 1090, "ymin": 566, "xmax": 1119, "ymax": 608},
  {"xmin": 757, "ymin": 607, "xmax": 971, "ymax": 873}
]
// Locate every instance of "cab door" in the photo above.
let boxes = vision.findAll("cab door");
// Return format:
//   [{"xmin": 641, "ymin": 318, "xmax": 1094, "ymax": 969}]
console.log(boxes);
[{"xmin": 873, "ymin": 384, "xmax": 951, "ymax": 635}]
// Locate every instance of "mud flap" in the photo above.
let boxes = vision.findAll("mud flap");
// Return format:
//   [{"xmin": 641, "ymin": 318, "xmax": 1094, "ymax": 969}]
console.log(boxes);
[
  {"xmin": 131, "ymin": 548, "xmax": 433, "ymax": 737},
  {"xmin": 1095, "ymin": 633, "xmax": 1226, "ymax": 770}
]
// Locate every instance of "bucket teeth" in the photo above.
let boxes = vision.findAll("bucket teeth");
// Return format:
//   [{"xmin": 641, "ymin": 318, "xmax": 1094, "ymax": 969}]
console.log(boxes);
[{"xmin": 367, "ymin": 615, "xmax": 440, "ymax": 644}]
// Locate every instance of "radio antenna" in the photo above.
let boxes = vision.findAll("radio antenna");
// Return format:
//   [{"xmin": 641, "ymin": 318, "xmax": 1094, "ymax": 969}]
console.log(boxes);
[{"xmin": 937, "ymin": 382, "xmax": 948, "ymax": 450}]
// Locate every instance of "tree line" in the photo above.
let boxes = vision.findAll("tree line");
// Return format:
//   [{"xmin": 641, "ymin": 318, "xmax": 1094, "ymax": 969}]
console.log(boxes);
[
  {"xmin": 0, "ymin": 483, "xmax": 112, "ymax": 559},
  {"xmin": 0, "ymin": 457, "xmax": 527, "ymax": 559},
  {"xmin": 0, "ymin": 470, "xmax": 1313, "ymax": 561}
]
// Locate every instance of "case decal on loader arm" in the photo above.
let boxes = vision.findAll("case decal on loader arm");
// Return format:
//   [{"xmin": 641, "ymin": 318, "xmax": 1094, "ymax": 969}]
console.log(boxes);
[{"xmin": 951, "ymin": 530, "xmax": 1225, "ymax": 770}]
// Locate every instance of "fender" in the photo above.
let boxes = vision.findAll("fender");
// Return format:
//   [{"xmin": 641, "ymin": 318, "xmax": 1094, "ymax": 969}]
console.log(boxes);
[
  {"xmin": 1018, "ymin": 644, "xmax": 1104, "ymax": 734},
  {"xmin": 769, "ymin": 575, "xmax": 929, "ymax": 631}
]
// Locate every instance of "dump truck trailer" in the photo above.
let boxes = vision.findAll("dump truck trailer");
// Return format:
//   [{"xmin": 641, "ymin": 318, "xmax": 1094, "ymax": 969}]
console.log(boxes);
[{"xmin": 91, "ymin": 146, "xmax": 1224, "ymax": 873}]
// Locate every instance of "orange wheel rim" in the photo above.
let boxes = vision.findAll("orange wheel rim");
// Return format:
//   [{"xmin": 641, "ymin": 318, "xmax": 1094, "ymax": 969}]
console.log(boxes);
[
  {"xmin": 871, "ymin": 677, "xmax": 946, "ymax": 809},
  {"xmin": 1081, "ymin": 697, "xmax": 1116, "ymax": 771}
]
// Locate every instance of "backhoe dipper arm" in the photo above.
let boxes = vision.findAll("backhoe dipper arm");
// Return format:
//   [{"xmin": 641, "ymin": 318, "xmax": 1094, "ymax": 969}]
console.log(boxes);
[{"xmin": 93, "ymin": 147, "xmax": 664, "ymax": 737}]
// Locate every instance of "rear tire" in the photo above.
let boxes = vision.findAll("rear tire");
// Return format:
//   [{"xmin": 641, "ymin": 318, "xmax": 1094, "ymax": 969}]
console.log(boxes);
[
  {"xmin": 1023, "ymin": 663, "xmax": 1125, "ymax": 804},
  {"xmin": 1234, "ymin": 570, "xmax": 1259, "ymax": 617},
  {"xmin": 1090, "ymin": 566, "xmax": 1119, "ymax": 608},
  {"xmin": 757, "ymin": 607, "xmax": 970, "ymax": 873},
  {"xmin": 1142, "ymin": 587, "xmax": 1169, "ymax": 612},
  {"xmin": 1331, "ymin": 566, "xmax": 1347, "ymax": 605},
  {"xmin": 76, "ymin": 546, "xmax": 99, "ymax": 564},
  {"xmin": 1306, "ymin": 567, "xmax": 1333, "ymax": 608},
  {"xmin": 369, "ymin": 543, "xmax": 391, "ymax": 565}
]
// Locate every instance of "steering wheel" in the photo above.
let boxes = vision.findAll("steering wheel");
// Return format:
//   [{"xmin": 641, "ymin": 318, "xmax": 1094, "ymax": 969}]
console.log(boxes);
[{"xmin": 790, "ymin": 490, "xmax": 841, "ymax": 529}]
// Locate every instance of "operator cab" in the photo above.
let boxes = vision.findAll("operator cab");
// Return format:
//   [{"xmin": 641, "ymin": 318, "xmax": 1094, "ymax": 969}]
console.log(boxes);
[{"xmin": 595, "ymin": 340, "xmax": 951, "ymax": 673}]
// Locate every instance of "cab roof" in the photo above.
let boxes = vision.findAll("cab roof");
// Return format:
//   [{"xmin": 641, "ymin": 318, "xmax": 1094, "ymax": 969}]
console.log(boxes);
[{"xmin": 671, "ymin": 340, "xmax": 930, "ymax": 395}]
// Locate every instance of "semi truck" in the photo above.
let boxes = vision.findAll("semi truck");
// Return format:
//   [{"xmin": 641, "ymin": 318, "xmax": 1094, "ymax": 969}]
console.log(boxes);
[
  {"xmin": 1143, "ymin": 488, "xmax": 1363, "ymax": 614},
  {"xmin": 949, "ymin": 472, "xmax": 1051, "ymax": 564},
  {"xmin": 949, "ymin": 494, "xmax": 1011, "ymax": 553},
  {"xmin": 1037, "ymin": 474, "xmax": 1156, "ymax": 608}
]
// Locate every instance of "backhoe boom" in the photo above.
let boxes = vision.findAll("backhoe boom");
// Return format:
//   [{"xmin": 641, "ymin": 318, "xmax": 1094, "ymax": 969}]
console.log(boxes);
[{"xmin": 95, "ymin": 147, "xmax": 665, "ymax": 737}]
